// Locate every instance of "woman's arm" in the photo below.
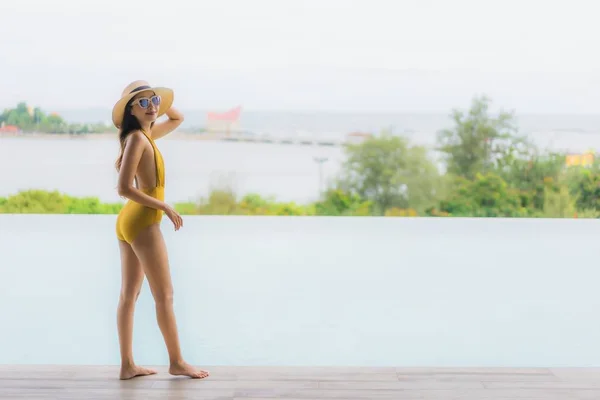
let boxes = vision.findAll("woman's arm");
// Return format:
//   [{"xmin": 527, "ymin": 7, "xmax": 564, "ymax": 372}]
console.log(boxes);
[
  {"xmin": 117, "ymin": 131, "xmax": 167, "ymax": 211},
  {"xmin": 152, "ymin": 107, "xmax": 184, "ymax": 140}
]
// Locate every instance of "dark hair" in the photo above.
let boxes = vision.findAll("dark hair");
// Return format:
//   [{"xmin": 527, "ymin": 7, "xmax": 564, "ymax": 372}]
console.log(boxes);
[{"xmin": 114, "ymin": 99, "xmax": 153, "ymax": 172}]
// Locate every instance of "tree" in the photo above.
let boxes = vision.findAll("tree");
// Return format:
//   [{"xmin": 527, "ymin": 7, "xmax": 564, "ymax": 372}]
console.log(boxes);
[
  {"xmin": 0, "ymin": 102, "xmax": 112, "ymax": 133},
  {"xmin": 437, "ymin": 95, "xmax": 527, "ymax": 179},
  {"xmin": 497, "ymin": 151, "xmax": 564, "ymax": 190},
  {"xmin": 439, "ymin": 173, "xmax": 526, "ymax": 217},
  {"xmin": 493, "ymin": 150, "xmax": 565, "ymax": 211},
  {"xmin": 563, "ymin": 166, "xmax": 600, "ymax": 212},
  {"xmin": 338, "ymin": 131, "xmax": 441, "ymax": 215}
]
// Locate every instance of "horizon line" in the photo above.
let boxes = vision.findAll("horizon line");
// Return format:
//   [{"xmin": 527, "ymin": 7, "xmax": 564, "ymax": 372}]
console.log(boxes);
[
  {"xmin": 30, "ymin": 107, "xmax": 600, "ymax": 117},
  {"xmin": 4, "ymin": 103, "xmax": 600, "ymax": 116}
]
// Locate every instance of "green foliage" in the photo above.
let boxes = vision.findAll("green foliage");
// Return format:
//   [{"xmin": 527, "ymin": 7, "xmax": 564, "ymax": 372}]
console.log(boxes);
[
  {"xmin": 497, "ymin": 151, "xmax": 565, "ymax": 190},
  {"xmin": 384, "ymin": 207, "xmax": 418, "ymax": 217},
  {"xmin": 0, "ymin": 102, "xmax": 114, "ymax": 134},
  {"xmin": 173, "ymin": 202, "xmax": 198, "ymax": 215},
  {"xmin": 438, "ymin": 173, "xmax": 527, "ymax": 217},
  {"xmin": 563, "ymin": 166, "xmax": 600, "ymax": 211},
  {"xmin": 5, "ymin": 95, "xmax": 600, "ymax": 219},
  {"xmin": 313, "ymin": 189, "xmax": 372, "ymax": 216},
  {"xmin": 179, "ymin": 190, "xmax": 314, "ymax": 216},
  {"xmin": 338, "ymin": 131, "xmax": 441, "ymax": 215},
  {"xmin": 197, "ymin": 189, "xmax": 239, "ymax": 215},
  {"xmin": 437, "ymin": 95, "xmax": 527, "ymax": 179},
  {"xmin": 574, "ymin": 208, "xmax": 600, "ymax": 218},
  {"xmin": 538, "ymin": 185, "xmax": 577, "ymax": 218},
  {"xmin": 0, "ymin": 190, "xmax": 122, "ymax": 214}
]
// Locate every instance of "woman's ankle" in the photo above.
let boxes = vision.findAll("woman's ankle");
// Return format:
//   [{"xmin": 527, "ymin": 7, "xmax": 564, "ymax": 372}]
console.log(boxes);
[
  {"xmin": 169, "ymin": 358, "xmax": 185, "ymax": 366},
  {"xmin": 121, "ymin": 358, "xmax": 135, "ymax": 368}
]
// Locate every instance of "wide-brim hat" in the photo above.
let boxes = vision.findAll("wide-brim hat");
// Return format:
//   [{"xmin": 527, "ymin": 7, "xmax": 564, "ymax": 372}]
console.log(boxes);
[{"xmin": 112, "ymin": 80, "xmax": 174, "ymax": 128}]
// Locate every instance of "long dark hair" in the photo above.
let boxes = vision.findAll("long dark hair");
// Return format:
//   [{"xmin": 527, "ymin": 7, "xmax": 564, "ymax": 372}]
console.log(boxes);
[{"xmin": 114, "ymin": 99, "xmax": 153, "ymax": 172}]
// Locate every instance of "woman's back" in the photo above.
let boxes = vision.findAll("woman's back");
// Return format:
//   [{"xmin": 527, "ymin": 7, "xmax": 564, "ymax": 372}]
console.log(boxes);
[{"xmin": 125, "ymin": 129, "xmax": 164, "ymax": 191}]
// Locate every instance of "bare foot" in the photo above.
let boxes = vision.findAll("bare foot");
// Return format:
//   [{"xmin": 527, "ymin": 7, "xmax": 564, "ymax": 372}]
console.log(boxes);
[
  {"xmin": 169, "ymin": 361, "xmax": 210, "ymax": 379},
  {"xmin": 119, "ymin": 364, "xmax": 157, "ymax": 380}
]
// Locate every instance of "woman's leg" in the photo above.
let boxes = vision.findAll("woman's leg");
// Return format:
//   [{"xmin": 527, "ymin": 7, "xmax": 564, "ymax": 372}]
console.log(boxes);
[
  {"xmin": 117, "ymin": 240, "xmax": 157, "ymax": 380},
  {"xmin": 131, "ymin": 224, "xmax": 209, "ymax": 379}
]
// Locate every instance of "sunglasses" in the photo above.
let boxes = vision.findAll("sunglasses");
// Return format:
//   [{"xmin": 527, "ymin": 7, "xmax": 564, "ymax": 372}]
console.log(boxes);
[{"xmin": 132, "ymin": 95, "xmax": 161, "ymax": 109}]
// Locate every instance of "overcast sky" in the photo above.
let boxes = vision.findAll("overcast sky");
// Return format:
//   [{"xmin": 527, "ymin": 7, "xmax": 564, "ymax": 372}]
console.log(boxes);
[{"xmin": 2, "ymin": 0, "xmax": 600, "ymax": 113}]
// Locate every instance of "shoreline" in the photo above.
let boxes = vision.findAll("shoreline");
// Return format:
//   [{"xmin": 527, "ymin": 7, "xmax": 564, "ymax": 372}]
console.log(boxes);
[
  {"xmin": 1, "ymin": 131, "xmax": 598, "ymax": 154},
  {"xmin": 0, "ymin": 131, "xmax": 351, "ymax": 147},
  {"xmin": 0, "ymin": 132, "xmax": 229, "ymax": 140}
]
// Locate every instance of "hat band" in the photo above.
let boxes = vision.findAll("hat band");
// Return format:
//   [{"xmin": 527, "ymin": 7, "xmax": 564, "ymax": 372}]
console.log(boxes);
[{"xmin": 129, "ymin": 85, "xmax": 152, "ymax": 94}]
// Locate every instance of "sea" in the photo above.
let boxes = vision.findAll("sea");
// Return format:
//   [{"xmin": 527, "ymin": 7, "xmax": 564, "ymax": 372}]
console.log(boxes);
[
  {"xmin": 2, "ymin": 110, "xmax": 600, "ymax": 203},
  {"xmin": 60, "ymin": 109, "xmax": 600, "ymax": 148}
]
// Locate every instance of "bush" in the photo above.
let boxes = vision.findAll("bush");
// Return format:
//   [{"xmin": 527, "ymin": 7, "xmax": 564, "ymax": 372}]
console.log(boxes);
[{"xmin": 0, "ymin": 190, "xmax": 122, "ymax": 214}]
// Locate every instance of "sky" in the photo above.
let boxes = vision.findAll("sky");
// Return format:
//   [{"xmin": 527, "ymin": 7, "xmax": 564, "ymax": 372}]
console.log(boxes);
[{"xmin": 2, "ymin": 0, "xmax": 600, "ymax": 113}]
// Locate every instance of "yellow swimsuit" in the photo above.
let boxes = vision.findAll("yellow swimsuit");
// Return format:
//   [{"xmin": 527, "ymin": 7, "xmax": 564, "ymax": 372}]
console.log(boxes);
[{"xmin": 116, "ymin": 129, "xmax": 165, "ymax": 244}]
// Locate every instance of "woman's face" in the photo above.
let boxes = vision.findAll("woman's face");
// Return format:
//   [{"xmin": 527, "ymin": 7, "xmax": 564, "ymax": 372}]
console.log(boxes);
[{"xmin": 130, "ymin": 90, "xmax": 161, "ymax": 125}]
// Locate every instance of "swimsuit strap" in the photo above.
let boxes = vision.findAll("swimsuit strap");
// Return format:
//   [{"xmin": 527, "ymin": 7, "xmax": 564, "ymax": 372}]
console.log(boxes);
[{"xmin": 140, "ymin": 129, "xmax": 161, "ymax": 187}]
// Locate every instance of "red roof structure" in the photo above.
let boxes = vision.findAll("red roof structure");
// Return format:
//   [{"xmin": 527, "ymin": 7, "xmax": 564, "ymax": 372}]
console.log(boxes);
[
  {"xmin": 206, "ymin": 106, "xmax": 242, "ymax": 135},
  {"xmin": 0, "ymin": 125, "xmax": 20, "ymax": 133},
  {"xmin": 207, "ymin": 106, "xmax": 242, "ymax": 122}
]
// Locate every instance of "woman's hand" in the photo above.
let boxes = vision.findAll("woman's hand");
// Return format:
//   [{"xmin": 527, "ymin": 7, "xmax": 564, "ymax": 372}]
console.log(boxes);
[{"xmin": 163, "ymin": 203, "xmax": 183, "ymax": 231}]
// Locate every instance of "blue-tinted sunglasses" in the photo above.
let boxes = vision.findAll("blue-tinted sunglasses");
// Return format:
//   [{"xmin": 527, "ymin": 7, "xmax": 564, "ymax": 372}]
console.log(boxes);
[{"xmin": 133, "ymin": 95, "xmax": 161, "ymax": 109}]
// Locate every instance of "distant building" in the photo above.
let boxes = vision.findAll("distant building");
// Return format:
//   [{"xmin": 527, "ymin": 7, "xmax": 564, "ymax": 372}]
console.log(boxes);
[
  {"xmin": 0, "ymin": 123, "xmax": 20, "ymax": 134},
  {"xmin": 565, "ymin": 152, "xmax": 594, "ymax": 167},
  {"xmin": 206, "ymin": 106, "xmax": 242, "ymax": 135},
  {"xmin": 346, "ymin": 131, "xmax": 373, "ymax": 144}
]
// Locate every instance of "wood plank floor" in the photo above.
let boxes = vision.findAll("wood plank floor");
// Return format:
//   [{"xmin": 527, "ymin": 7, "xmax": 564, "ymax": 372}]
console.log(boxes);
[{"xmin": 1, "ymin": 365, "xmax": 600, "ymax": 399}]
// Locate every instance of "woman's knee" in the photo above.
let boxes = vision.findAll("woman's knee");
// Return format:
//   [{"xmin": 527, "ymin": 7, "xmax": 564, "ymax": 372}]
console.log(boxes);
[
  {"xmin": 120, "ymin": 287, "xmax": 141, "ymax": 305},
  {"xmin": 152, "ymin": 286, "xmax": 174, "ymax": 305}
]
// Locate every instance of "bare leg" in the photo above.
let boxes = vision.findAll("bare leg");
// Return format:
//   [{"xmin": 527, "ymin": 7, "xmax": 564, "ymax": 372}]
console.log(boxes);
[
  {"xmin": 131, "ymin": 224, "xmax": 209, "ymax": 379},
  {"xmin": 117, "ymin": 240, "xmax": 158, "ymax": 380}
]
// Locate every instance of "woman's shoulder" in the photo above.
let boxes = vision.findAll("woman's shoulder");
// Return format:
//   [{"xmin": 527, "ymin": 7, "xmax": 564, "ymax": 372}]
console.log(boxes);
[{"xmin": 124, "ymin": 130, "xmax": 148, "ymax": 146}]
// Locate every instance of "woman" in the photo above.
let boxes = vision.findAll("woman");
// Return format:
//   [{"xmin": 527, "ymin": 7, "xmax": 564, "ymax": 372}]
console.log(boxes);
[{"xmin": 112, "ymin": 80, "xmax": 209, "ymax": 380}]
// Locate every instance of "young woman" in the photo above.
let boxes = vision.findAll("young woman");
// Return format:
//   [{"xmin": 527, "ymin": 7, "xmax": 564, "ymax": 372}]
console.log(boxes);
[{"xmin": 112, "ymin": 80, "xmax": 209, "ymax": 380}]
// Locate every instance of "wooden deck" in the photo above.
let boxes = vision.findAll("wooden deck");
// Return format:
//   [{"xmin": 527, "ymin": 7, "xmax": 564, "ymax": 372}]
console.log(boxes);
[{"xmin": 1, "ymin": 365, "xmax": 600, "ymax": 399}]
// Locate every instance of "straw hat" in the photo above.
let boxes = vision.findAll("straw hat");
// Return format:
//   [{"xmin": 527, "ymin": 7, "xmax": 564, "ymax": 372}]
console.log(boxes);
[{"xmin": 112, "ymin": 80, "xmax": 174, "ymax": 128}]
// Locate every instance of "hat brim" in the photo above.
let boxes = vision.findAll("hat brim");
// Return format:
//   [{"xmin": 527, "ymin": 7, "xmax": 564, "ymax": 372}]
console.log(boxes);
[{"xmin": 112, "ymin": 87, "xmax": 174, "ymax": 129}]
